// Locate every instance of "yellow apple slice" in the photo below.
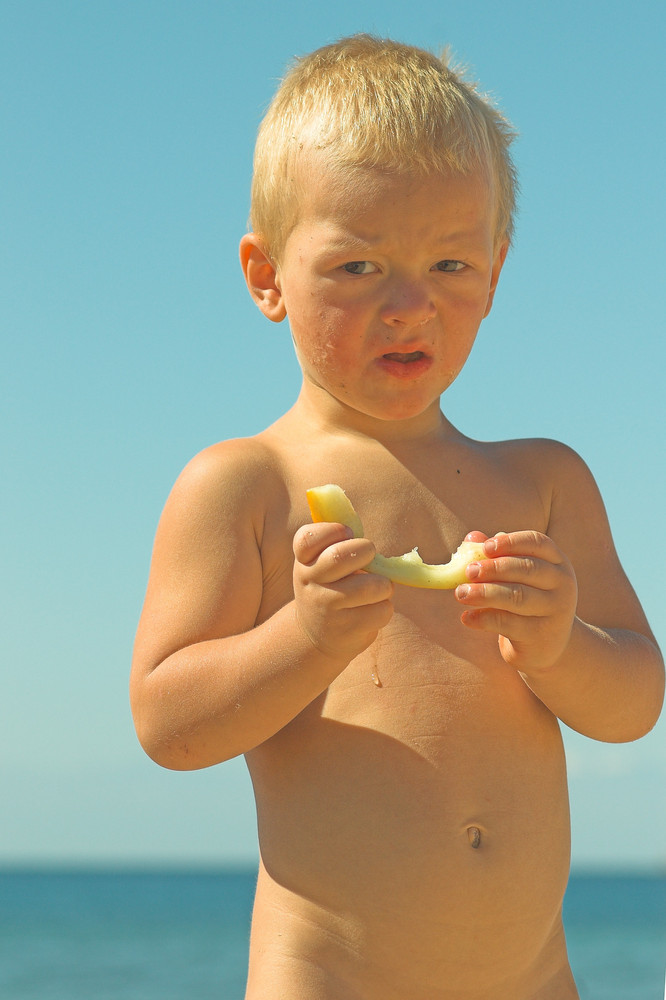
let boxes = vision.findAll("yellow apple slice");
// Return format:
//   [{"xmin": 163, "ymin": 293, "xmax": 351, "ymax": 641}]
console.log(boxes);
[{"xmin": 306, "ymin": 484, "xmax": 488, "ymax": 590}]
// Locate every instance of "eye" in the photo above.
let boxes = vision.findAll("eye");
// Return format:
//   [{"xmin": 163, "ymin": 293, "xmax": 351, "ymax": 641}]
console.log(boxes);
[
  {"xmin": 433, "ymin": 260, "xmax": 466, "ymax": 273},
  {"xmin": 342, "ymin": 260, "xmax": 378, "ymax": 275}
]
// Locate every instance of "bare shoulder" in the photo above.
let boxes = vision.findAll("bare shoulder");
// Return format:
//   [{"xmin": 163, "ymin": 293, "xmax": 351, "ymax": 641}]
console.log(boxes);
[
  {"xmin": 477, "ymin": 436, "xmax": 601, "ymax": 511},
  {"xmin": 483, "ymin": 435, "xmax": 611, "ymax": 542},
  {"xmin": 491, "ymin": 436, "xmax": 610, "ymax": 534},
  {"xmin": 166, "ymin": 434, "xmax": 281, "ymax": 529},
  {"xmin": 482, "ymin": 435, "xmax": 587, "ymax": 479},
  {"xmin": 463, "ymin": 435, "xmax": 595, "ymax": 515},
  {"xmin": 492, "ymin": 436, "xmax": 652, "ymax": 634},
  {"xmin": 153, "ymin": 434, "xmax": 284, "ymax": 582},
  {"xmin": 133, "ymin": 435, "xmax": 284, "ymax": 674}
]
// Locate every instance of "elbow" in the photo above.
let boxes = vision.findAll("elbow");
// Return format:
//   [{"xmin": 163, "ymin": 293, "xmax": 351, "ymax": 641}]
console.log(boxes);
[
  {"xmin": 129, "ymin": 690, "xmax": 203, "ymax": 772},
  {"xmin": 131, "ymin": 714, "xmax": 192, "ymax": 772},
  {"xmin": 135, "ymin": 729, "xmax": 207, "ymax": 772},
  {"xmin": 606, "ymin": 676, "xmax": 665, "ymax": 744},
  {"xmin": 604, "ymin": 641, "xmax": 665, "ymax": 743},
  {"xmin": 132, "ymin": 707, "xmax": 222, "ymax": 771},
  {"xmin": 603, "ymin": 716, "xmax": 661, "ymax": 745},
  {"xmin": 635, "ymin": 655, "xmax": 666, "ymax": 741},
  {"xmin": 130, "ymin": 693, "xmax": 239, "ymax": 771},
  {"xmin": 633, "ymin": 695, "xmax": 665, "ymax": 744},
  {"xmin": 129, "ymin": 667, "xmax": 203, "ymax": 770}
]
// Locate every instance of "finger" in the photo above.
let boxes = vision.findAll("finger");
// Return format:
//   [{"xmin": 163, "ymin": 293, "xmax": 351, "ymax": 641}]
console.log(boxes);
[
  {"xmin": 456, "ymin": 580, "xmax": 555, "ymax": 618},
  {"xmin": 346, "ymin": 592, "xmax": 395, "ymax": 628},
  {"xmin": 459, "ymin": 610, "xmax": 569, "ymax": 674},
  {"xmin": 295, "ymin": 528, "xmax": 381, "ymax": 585},
  {"xmin": 314, "ymin": 564, "xmax": 395, "ymax": 606},
  {"xmin": 293, "ymin": 522, "xmax": 353, "ymax": 564},
  {"xmin": 483, "ymin": 530, "xmax": 565, "ymax": 566},
  {"xmin": 459, "ymin": 604, "xmax": 545, "ymax": 635},
  {"xmin": 465, "ymin": 530, "xmax": 489, "ymax": 543},
  {"xmin": 459, "ymin": 608, "xmax": 565, "ymax": 664},
  {"xmin": 315, "ymin": 537, "xmax": 381, "ymax": 585},
  {"xmin": 464, "ymin": 552, "xmax": 563, "ymax": 592}
]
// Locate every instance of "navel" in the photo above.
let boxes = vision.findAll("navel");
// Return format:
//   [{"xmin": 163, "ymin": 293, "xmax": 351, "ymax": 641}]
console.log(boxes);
[{"xmin": 467, "ymin": 826, "xmax": 481, "ymax": 849}]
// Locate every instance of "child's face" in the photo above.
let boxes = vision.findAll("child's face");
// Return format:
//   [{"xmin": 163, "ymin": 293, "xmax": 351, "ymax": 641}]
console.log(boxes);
[{"xmin": 270, "ymin": 158, "xmax": 506, "ymax": 427}]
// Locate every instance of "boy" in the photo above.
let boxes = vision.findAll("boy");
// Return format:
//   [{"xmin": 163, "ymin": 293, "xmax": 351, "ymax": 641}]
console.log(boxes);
[{"xmin": 130, "ymin": 35, "xmax": 664, "ymax": 999}]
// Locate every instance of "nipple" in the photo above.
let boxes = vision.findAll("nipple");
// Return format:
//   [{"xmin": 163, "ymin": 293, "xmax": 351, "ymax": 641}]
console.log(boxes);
[{"xmin": 467, "ymin": 827, "xmax": 481, "ymax": 849}]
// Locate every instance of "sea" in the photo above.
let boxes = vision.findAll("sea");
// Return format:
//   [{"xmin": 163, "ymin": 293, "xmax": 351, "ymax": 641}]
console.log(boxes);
[{"xmin": 0, "ymin": 869, "xmax": 663, "ymax": 999}]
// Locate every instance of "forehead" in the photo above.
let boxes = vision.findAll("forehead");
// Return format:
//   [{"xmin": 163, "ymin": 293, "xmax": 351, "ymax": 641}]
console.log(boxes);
[{"xmin": 292, "ymin": 153, "xmax": 497, "ymax": 244}]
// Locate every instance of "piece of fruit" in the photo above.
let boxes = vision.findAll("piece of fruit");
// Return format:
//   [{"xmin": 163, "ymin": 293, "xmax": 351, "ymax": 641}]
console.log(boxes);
[{"xmin": 306, "ymin": 484, "xmax": 488, "ymax": 590}]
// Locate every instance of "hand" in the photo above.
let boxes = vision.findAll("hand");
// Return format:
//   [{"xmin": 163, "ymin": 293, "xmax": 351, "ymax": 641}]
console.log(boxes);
[
  {"xmin": 293, "ymin": 522, "xmax": 394, "ymax": 661},
  {"xmin": 455, "ymin": 530, "xmax": 578, "ymax": 675}
]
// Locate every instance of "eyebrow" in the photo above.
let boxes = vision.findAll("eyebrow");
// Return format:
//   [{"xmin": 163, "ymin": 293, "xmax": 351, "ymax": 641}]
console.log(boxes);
[
  {"xmin": 317, "ymin": 233, "xmax": 374, "ymax": 256},
  {"xmin": 317, "ymin": 230, "xmax": 488, "ymax": 261},
  {"xmin": 312, "ymin": 212, "xmax": 492, "ymax": 259}
]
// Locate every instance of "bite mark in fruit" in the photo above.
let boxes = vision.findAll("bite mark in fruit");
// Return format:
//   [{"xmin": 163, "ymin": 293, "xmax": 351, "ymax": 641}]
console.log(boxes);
[{"xmin": 306, "ymin": 484, "xmax": 488, "ymax": 590}]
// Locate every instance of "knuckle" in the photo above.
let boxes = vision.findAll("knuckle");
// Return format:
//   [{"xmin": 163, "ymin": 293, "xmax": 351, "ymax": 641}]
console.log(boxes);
[
  {"xmin": 521, "ymin": 556, "xmax": 538, "ymax": 576},
  {"xmin": 328, "ymin": 541, "xmax": 346, "ymax": 565},
  {"xmin": 330, "ymin": 541, "xmax": 368, "ymax": 574},
  {"xmin": 293, "ymin": 525, "xmax": 313, "ymax": 555},
  {"xmin": 482, "ymin": 608, "xmax": 505, "ymax": 633}
]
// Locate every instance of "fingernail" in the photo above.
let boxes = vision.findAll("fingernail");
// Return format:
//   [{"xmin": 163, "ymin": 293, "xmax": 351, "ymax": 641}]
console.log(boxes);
[
  {"xmin": 484, "ymin": 538, "xmax": 497, "ymax": 554},
  {"xmin": 466, "ymin": 563, "xmax": 480, "ymax": 580},
  {"xmin": 456, "ymin": 585, "xmax": 470, "ymax": 599}
]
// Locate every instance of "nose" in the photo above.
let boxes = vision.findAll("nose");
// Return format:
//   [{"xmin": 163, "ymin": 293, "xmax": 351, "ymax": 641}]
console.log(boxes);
[{"xmin": 379, "ymin": 275, "xmax": 436, "ymax": 328}]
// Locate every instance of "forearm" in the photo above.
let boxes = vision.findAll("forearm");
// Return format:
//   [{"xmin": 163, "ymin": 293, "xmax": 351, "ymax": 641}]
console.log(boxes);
[
  {"xmin": 521, "ymin": 619, "xmax": 664, "ymax": 743},
  {"xmin": 131, "ymin": 600, "xmax": 349, "ymax": 770}
]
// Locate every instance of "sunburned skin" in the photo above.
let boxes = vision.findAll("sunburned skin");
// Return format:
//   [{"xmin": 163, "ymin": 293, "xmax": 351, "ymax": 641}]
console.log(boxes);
[{"xmin": 306, "ymin": 484, "xmax": 489, "ymax": 589}]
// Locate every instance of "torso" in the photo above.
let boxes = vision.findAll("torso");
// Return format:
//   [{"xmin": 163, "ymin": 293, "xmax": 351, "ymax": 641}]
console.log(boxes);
[{"xmin": 240, "ymin": 415, "xmax": 578, "ymax": 998}]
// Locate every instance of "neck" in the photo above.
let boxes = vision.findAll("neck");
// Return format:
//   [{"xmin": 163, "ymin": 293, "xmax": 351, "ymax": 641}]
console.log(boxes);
[{"xmin": 286, "ymin": 382, "xmax": 456, "ymax": 447}]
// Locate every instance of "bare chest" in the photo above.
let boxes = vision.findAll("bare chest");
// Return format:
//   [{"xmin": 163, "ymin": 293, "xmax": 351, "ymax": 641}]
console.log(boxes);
[{"xmin": 256, "ymin": 445, "xmax": 549, "ymax": 626}]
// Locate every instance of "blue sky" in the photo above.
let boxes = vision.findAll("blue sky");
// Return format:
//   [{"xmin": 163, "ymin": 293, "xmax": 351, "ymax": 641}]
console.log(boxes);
[{"xmin": 1, "ymin": 0, "xmax": 664, "ymax": 870}]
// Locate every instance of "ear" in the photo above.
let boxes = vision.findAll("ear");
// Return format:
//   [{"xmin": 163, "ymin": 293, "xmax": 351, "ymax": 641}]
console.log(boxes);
[
  {"xmin": 239, "ymin": 234, "xmax": 287, "ymax": 323},
  {"xmin": 483, "ymin": 240, "xmax": 509, "ymax": 318}
]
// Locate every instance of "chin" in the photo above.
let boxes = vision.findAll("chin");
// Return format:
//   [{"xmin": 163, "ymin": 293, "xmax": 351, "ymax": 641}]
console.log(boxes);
[{"xmin": 362, "ymin": 396, "xmax": 442, "ymax": 424}]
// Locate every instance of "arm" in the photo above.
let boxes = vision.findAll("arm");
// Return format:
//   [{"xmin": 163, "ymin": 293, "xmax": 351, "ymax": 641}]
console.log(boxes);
[
  {"xmin": 130, "ymin": 444, "xmax": 393, "ymax": 770},
  {"xmin": 455, "ymin": 442, "xmax": 664, "ymax": 742}
]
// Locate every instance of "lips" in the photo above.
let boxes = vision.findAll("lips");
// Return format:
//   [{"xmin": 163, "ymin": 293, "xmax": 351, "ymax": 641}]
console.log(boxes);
[
  {"xmin": 377, "ymin": 350, "xmax": 433, "ymax": 379},
  {"xmin": 382, "ymin": 351, "xmax": 426, "ymax": 363}
]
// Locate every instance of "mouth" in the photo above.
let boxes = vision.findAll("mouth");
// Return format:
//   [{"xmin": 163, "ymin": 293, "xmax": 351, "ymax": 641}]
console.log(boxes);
[
  {"xmin": 381, "ymin": 351, "xmax": 426, "ymax": 364},
  {"xmin": 377, "ymin": 350, "xmax": 433, "ymax": 380}
]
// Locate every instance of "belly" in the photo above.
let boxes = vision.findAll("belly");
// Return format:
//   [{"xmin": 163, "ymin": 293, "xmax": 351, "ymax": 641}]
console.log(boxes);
[{"xmin": 245, "ymin": 614, "xmax": 572, "ymax": 993}]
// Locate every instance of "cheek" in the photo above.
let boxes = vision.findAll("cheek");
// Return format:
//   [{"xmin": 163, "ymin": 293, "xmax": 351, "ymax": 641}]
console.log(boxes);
[
  {"xmin": 291, "ymin": 311, "xmax": 362, "ymax": 387},
  {"xmin": 446, "ymin": 296, "xmax": 488, "ymax": 345},
  {"xmin": 290, "ymin": 296, "xmax": 348, "ymax": 349}
]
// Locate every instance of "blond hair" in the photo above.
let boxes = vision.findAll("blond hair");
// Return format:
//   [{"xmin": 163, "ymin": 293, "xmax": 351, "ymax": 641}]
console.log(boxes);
[{"xmin": 250, "ymin": 35, "xmax": 518, "ymax": 261}]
